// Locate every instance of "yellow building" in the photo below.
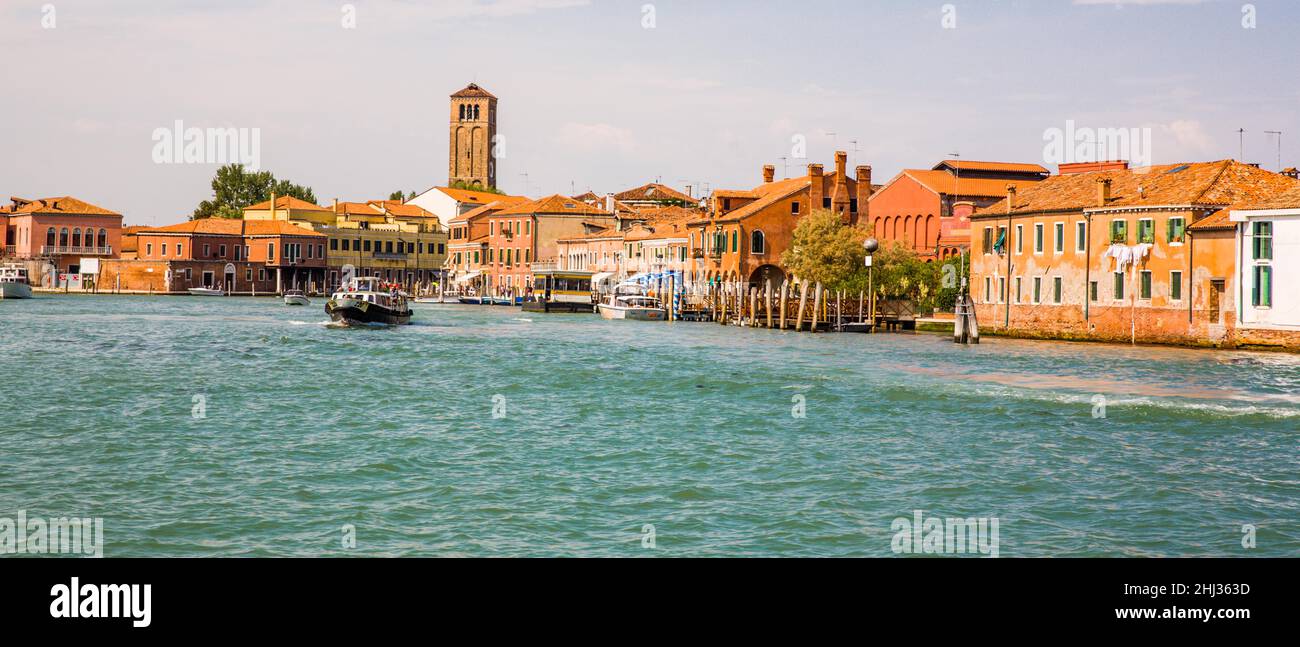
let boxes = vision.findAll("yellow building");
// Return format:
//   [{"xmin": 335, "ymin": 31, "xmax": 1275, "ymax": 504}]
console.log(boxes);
[{"xmin": 244, "ymin": 195, "xmax": 448, "ymax": 291}]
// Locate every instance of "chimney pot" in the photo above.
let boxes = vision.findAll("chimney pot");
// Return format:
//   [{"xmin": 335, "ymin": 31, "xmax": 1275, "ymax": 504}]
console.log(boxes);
[
  {"xmin": 1006, "ymin": 184, "xmax": 1017, "ymax": 212},
  {"xmin": 1096, "ymin": 178, "xmax": 1112, "ymax": 206},
  {"xmin": 762, "ymin": 165, "xmax": 775, "ymax": 183}
]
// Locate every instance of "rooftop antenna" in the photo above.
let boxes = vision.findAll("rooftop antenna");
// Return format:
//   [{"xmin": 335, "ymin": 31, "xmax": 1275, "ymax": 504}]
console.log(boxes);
[
  {"xmin": 779, "ymin": 156, "xmax": 789, "ymax": 179},
  {"xmin": 849, "ymin": 139, "xmax": 861, "ymax": 165},
  {"xmin": 1265, "ymin": 131, "xmax": 1283, "ymax": 171},
  {"xmin": 1237, "ymin": 128, "xmax": 1246, "ymax": 161},
  {"xmin": 519, "ymin": 171, "xmax": 530, "ymax": 196},
  {"xmin": 825, "ymin": 131, "xmax": 838, "ymax": 155}
]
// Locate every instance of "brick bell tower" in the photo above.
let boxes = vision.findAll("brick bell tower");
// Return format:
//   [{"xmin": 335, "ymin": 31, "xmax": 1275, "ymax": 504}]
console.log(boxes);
[{"xmin": 448, "ymin": 83, "xmax": 497, "ymax": 190}]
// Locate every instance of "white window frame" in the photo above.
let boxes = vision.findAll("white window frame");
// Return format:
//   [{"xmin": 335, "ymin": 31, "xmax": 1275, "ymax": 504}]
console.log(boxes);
[
  {"xmin": 1034, "ymin": 223, "xmax": 1044, "ymax": 254},
  {"xmin": 1053, "ymin": 222, "xmax": 1065, "ymax": 254},
  {"xmin": 1075, "ymin": 221, "xmax": 1087, "ymax": 253},
  {"xmin": 1169, "ymin": 270, "xmax": 1183, "ymax": 302}
]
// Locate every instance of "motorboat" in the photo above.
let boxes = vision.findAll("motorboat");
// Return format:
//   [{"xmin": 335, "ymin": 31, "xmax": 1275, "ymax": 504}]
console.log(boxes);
[
  {"xmin": 188, "ymin": 287, "xmax": 224, "ymax": 296},
  {"xmin": 283, "ymin": 289, "xmax": 310, "ymax": 306},
  {"xmin": 325, "ymin": 276, "xmax": 412, "ymax": 326},
  {"xmin": 597, "ymin": 285, "xmax": 665, "ymax": 321},
  {"xmin": 0, "ymin": 264, "xmax": 33, "ymax": 299}
]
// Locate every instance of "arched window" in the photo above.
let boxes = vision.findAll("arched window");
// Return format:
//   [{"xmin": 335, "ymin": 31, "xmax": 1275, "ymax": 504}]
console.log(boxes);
[
  {"xmin": 98, "ymin": 228, "xmax": 107, "ymax": 249},
  {"xmin": 731, "ymin": 231, "xmax": 738, "ymax": 253},
  {"xmin": 46, "ymin": 227, "xmax": 56, "ymax": 247},
  {"xmin": 59, "ymin": 227, "xmax": 69, "ymax": 247},
  {"xmin": 473, "ymin": 105, "xmax": 480, "ymax": 120},
  {"xmin": 751, "ymin": 230, "xmax": 766, "ymax": 255},
  {"xmin": 72, "ymin": 228, "xmax": 82, "ymax": 248},
  {"xmin": 458, "ymin": 105, "xmax": 465, "ymax": 120}
]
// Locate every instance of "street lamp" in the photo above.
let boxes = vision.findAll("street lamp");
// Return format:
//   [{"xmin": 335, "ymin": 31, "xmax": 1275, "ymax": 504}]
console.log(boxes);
[{"xmin": 863, "ymin": 237, "xmax": 878, "ymax": 331}]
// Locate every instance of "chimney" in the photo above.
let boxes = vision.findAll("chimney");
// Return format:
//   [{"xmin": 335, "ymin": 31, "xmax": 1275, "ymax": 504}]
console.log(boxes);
[
  {"xmin": 1282, "ymin": 167, "xmax": 1299, "ymax": 180},
  {"xmin": 1006, "ymin": 185, "xmax": 1017, "ymax": 213},
  {"xmin": 855, "ymin": 165, "xmax": 872, "ymax": 224},
  {"xmin": 269, "ymin": 192, "xmax": 277, "ymax": 220},
  {"xmin": 762, "ymin": 165, "xmax": 775, "ymax": 183},
  {"xmin": 332, "ymin": 197, "xmax": 339, "ymax": 215},
  {"xmin": 808, "ymin": 163, "xmax": 824, "ymax": 213},
  {"xmin": 605, "ymin": 193, "xmax": 616, "ymax": 214},
  {"xmin": 1096, "ymin": 178, "xmax": 1112, "ymax": 206}
]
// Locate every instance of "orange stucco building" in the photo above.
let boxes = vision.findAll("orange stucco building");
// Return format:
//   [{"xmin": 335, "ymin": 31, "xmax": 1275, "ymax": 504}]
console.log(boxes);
[
  {"xmin": 969, "ymin": 160, "xmax": 1299, "ymax": 347},
  {"xmin": 0, "ymin": 196, "xmax": 123, "ymax": 286}
]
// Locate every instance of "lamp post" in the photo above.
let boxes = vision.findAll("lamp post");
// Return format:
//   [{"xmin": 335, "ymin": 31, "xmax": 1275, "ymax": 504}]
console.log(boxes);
[{"xmin": 863, "ymin": 237, "xmax": 878, "ymax": 332}]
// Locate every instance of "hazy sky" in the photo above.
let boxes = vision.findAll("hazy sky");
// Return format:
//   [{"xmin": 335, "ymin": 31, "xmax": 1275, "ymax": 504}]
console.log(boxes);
[{"xmin": 3, "ymin": 0, "xmax": 1297, "ymax": 225}]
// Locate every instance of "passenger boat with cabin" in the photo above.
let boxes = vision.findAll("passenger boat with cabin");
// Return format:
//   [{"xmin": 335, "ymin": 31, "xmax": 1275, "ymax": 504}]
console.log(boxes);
[
  {"xmin": 524, "ymin": 268, "xmax": 595, "ymax": 313},
  {"xmin": 325, "ymin": 276, "xmax": 412, "ymax": 326},
  {"xmin": 597, "ymin": 283, "xmax": 665, "ymax": 321},
  {"xmin": 0, "ymin": 263, "xmax": 33, "ymax": 299}
]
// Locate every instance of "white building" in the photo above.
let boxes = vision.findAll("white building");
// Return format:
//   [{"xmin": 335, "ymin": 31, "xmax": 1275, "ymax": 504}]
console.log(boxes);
[{"xmin": 1231, "ymin": 190, "xmax": 1300, "ymax": 330}]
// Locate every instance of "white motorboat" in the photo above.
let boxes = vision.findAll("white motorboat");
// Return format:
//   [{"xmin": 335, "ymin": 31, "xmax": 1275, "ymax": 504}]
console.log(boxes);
[
  {"xmin": 597, "ymin": 286, "xmax": 665, "ymax": 321},
  {"xmin": 188, "ymin": 287, "xmax": 225, "ymax": 296},
  {"xmin": 0, "ymin": 264, "xmax": 33, "ymax": 299},
  {"xmin": 283, "ymin": 289, "xmax": 311, "ymax": 306}
]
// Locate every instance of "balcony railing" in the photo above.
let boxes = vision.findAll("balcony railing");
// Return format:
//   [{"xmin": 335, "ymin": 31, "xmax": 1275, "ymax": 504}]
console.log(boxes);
[
  {"xmin": 709, "ymin": 248, "xmax": 723, "ymax": 259},
  {"xmin": 41, "ymin": 245, "xmax": 113, "ymax": 256},
  {"xmin": 373, "ymin": 252, "xmax": 408, "ymax": 260},
  {"xmin": 1, "ymin": 245, "xmax": 14, "ymax": 257},
  {"xmin": 691, "ymin": 248, "xmax": 704, "ymax": 259}
]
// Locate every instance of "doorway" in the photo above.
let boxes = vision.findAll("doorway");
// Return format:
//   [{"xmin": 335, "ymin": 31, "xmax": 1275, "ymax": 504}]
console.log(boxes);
[{"xmin": 1208, "ymin": 279, "xmax": 1225, "ymax": 323}]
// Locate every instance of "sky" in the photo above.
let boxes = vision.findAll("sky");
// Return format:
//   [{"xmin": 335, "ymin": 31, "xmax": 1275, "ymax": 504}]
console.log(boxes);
[{"xmin": 2, "ymin": 0, "xmax": 1298, "ymax": 225}]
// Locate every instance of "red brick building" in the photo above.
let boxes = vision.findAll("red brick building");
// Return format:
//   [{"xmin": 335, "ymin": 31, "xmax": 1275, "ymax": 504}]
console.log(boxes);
[
  {"xmin": 101, "ymin": 218, "xmax": 326, "ymax": 294},
  {"xmin": 0, "ymin": 196, "xmax": 123, "ymax": 286},
  {"xmin": 868, "ymin": 160, "xmax": 1049, "ymax": 260}
]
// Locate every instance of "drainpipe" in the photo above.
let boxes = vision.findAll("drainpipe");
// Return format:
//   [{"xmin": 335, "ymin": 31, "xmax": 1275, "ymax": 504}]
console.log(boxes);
[
  {"xmin": 1084, "ymin": 212, "xmax": 1092, "ymax": 321},
  {"xmin": 1004, "ymin": 186, "xmax": 1015, "ymax": 328},
  {"xmin": 1187, "ymin": 227, "xmax": 1194, "ymax": 323}
]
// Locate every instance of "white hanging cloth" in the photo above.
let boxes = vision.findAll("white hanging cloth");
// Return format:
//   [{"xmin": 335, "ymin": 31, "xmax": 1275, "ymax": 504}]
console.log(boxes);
[{"xmin": 1102, "ymin": 243, "xmax": 1152, "ymax": 271}]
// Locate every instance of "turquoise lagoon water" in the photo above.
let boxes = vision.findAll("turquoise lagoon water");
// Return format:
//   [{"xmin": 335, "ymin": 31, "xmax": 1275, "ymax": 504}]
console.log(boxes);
[{"xmin": 0, "ymin": 294, "xmax": 1296, "ymax": 557}]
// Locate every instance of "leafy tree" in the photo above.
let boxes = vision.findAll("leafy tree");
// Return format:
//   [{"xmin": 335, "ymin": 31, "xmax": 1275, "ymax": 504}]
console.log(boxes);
[
  {"xmin": 447, "ymin": 180, "xmax": 505, "ymax": 195},
  {"xmin": 780, "ymin": 209, "xmax": 868, "ymax": 289},
  {"xmin": 192, "ymin": 164, "xmax": 317, "ymax": 220},
  {"xmin": 389, "ymin": 190, "xmax": 418, "ymax": 202}
]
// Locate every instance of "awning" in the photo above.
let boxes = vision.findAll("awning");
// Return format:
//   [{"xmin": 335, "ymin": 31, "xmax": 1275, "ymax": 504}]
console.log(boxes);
[
  {"xmin": 454, "ymin": 271, "xmax": 482, "ymax": 284},
  {"xmin": 592, "ymin": 272, "xmax": 616, "ymax": 284}
]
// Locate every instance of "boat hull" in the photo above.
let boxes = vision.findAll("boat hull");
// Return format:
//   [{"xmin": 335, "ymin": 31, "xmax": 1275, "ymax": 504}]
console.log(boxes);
[
  {"xmin": 0, "ymin": 282, "xmax": 33, "ymax": 299},
  {"xmin": 598, "ymin": 304, "xmax": 665, "ymax": 321},
  {"xmin": 284, "ymin": 295, "xmax": 311, "ymax": 306},
  {"xmin": 188, "ymin": 288, "xmax": 224, "ymax": 296},
  {"xmin": 326, "ymin": 298, "xmax": 412, "ymax": 326}
]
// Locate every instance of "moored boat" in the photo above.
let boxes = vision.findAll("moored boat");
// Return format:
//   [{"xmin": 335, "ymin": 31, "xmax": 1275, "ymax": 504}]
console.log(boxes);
[
  {"xmin": 326, "ymin": 276, "xmax": 412, "ymax": 326},
  {"xmin": 188, "ymin": 287, "xmax": 224, "ymax": 297},
  {"xmin": 597, "ymin": 284, "xmax": 665, "ymax": 321},
  {"xmin": 0, "ymin": 264, "xmax": 33, "ymax": 299}
]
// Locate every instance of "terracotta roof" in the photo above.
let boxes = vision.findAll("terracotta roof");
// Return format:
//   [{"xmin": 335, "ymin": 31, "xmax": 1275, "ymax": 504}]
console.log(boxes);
[
  {"xmin": 572, "ymin": 191, "xmax": 602, "ymax": 202},
  {"xmin": 450, "ymin": 200, "xmax": 519, "ymax": 225},
  {"xmin": 1188, "ymin": 209, "xmax": 1235, "ymax": 232},
  {"xmin": 899, "ymin": 170, "xmax": 1036, "ymax": 199},
  {"xmin": 614, "ymin": 182, "xmax": 696, "ymax": 204},
  {"xmin": 141, "ymin": 219, "xmax": 323, "ymax": 237},
  {"xmin": 436, "ymin": 187, "xmax": 527, "ymax": 206},
  {"xmin": 367, "ymin": 200, "xmax": 435, "ymax": 218},
  {"xmin": 332, "ymin": 201, "xmax": 382, "ymax": 216},
  {"xmin": 973, "ymin": 160, "xmax": 1300, "ymax": 219},
  {"xmin": 557, "ymin": 227, "xmax": 621, "ymax": 243},
  {"xmin": 245, "ymin": 196, "xmax": 330, "ymax": 212},
  {"xmin": 715, "ymin": 179, "xmax": 809, "ymax": 224},
  {"xmin": 933, "ymin": 160, "xmax": 1050, "ymax": 175},
  {"xmin": 451, "ymin": 83, "xmax": 496, "ymax": 99},
  {"xmin": 495, "ymin": 194, "xmax": 615, "ymax": 217},
  {"xmin": 1226, "ymin": 182, "xmax": 1300, "ymax": 211},
  {"xmin": 7, "ymin": 196, "xmax": 120, "ymax": 216}
]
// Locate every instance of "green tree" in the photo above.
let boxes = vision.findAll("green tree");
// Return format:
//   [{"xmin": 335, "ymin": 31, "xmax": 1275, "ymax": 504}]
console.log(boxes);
[
  {"xmin": 389, "ymin": 190, "xmax": 417, "ymax": 202},
  {"xmin": 192, "ymin": 164, "xmax": 317, "ymax": 220},
  {"xmin": 780, "ymin": 209, "xmax": 868, "ymax": 290}
]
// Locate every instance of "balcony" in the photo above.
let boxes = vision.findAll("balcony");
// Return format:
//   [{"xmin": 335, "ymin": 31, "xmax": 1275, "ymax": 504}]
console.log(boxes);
[
  {"xmin": 2, "ymin": 245, "xmax": 15, "ymax": 257},
  {"xmin": 41, "ymin": 245, "xmax": 113, "ymax": 256},
  {"xmin": 373, "ymin": 252, "xmax": 408, "ymax": 260},
  {"xmin": 709, "ymin": 248, "xmax": 723, "ymax": 260},
  {"xmin": 691, "ymin": 248, "xmax": 704, "ymax": 259}
]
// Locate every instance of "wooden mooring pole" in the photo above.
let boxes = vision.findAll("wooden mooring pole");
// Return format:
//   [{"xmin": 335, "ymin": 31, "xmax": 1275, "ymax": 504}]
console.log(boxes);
[
  {"xmin": 795, "ymin": 281, "xmax": 808, "ymax": 332},
  {"xmin": 811, "ymin": 283, "xmax": 823, "ymax": 333}
]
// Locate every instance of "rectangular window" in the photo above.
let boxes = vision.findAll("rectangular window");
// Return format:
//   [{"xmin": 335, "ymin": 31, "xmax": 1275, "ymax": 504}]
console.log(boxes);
[
  {"xmin": 1252, "ymin": 221, "xmax": 1273, "ymax": 260},
  {"xmin": 1076, "ymin": 221, "xmax": 1087, "ymax": 253},
  {"xmin": 146, "ymin": 243, "xmax": 152, "ymax": 257},
  {"xmin": 161, "ymin": 243, "xmax": 167, "ymax": 256},
  {"xmin": 791, "ymin": 201, "xmax": 800, "ymax": 215},
  {"xmin": 438, "ymin": 243, "xmax": 445, "ymax": 254},
  {"xmin": 342, "ymin": 239, "xmax": 350, "ymax": 251},
  {"xmin": 822, "ymin": 197, "xmax": 831, "ymax": 209},
  {"xmin": 330, "ymin": 239, "xmax": 339, "ymax": 251},
  {"xmin": 177, "ymin": 244, "xmax": 183, "ymax": 257},
  {"xmin": 1139, "ymin": 271, "xmax": 1152, "ymax": 299},
  {"xmin": 982, "ymin": 227, "xmax": 993, "ymax": 255},
  {"xmin": 1253, "ymin": 265, "xmax": 1272, "ymax": 307},
  {"xmin": 1054, "ymin": 222, "xmax": 1064, "ymax": 253},
  {"xmin": 998, "ymin": 277, "xmax": 1006, "ymax": 303},
  {"xmin": 1053, "ymin": 277, "xmax": 1063, "ymax": 304},
  {"xmin": 1034, "ymin": 223, "xmax": 1044, "ymax": 253},
  {"xmin": 1033, "ymin": 277, "xmax": 1042, "ymax": 304},
  {"xmin": 1015, "ymin": 277, "xmax": 1022, "ymax": 303},
  {"xmin": 1089, "ymin": 281, "xmax": 1098, "ymax": 302},
  {"xmin": 203, "ymin": 244, "xmax": 209, "ymax": 257},
  {"xmin": 1137, "ymin": 218, "xmax": 1154, "ymax": 244},
  {"xmin": 984, "ymin": 277, "xmax": 991, "ymax": 303},
  {"xmin": 268, "ymin": 243, "xmax": 274, "ymax": 260},
  {"xmin": 1114, "ymin": 272, "xmax": 1125, "ymax": 300},
  {"xmin": 1015, "ymin": 225, "xmax": 1024, "ymax": 254},
  {"xmin": 1167, "ymin": 217, "xmax": 1185, "ymax": 243},
  {"xmin": 364, "ymin": 240, "xmax": 372, "ymax": 252},
  {"xmin": 1110, "ymin": 219, "xmax": 1127, "ymax": 244},
  {"xmin": 306, "ymin": 244, "xmax": 313, "ymax": 259},
  {"xmin": 1170, "ymin": 271, "xmax": 1183, "ymax": 301},
  {"xmin": 219, "ymin": 244, "xmax": 227, "ymax": 258}
]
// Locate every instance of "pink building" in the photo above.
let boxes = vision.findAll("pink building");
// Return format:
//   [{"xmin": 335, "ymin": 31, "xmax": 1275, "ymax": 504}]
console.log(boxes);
[{"xmin": 0, "ymin": 196, "xmax": 123, "ymax": 277}]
